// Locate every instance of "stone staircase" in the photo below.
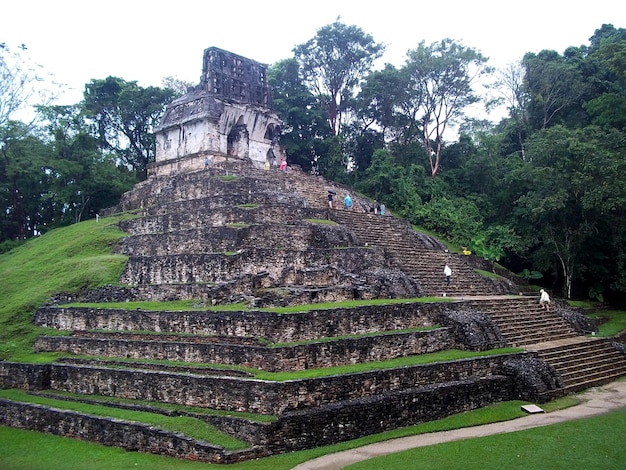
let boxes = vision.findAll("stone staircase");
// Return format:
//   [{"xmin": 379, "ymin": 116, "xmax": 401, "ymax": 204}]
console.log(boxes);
[
  {"xmin": 527, "ymin": 337, "xmax": 626, "ymax": 394},
  {"xmin": 467, "ymin": 298, "xmax": 580, "ymax": 347},
  {"xmin": 330, "ymin": 210, "xmax": 515, "ymax": 297}
]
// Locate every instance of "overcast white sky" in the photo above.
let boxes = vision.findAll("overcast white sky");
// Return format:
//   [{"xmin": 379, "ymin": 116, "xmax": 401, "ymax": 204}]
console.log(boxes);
[{"xmin": 3, "ymin": 0, "xmax": 624, "ymax": 118}]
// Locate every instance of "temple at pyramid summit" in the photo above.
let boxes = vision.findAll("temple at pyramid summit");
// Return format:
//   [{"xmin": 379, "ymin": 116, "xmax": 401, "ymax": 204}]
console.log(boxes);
[{"xmin": 152, "ymin": 47, "xmax": 286, "ymax": 177}]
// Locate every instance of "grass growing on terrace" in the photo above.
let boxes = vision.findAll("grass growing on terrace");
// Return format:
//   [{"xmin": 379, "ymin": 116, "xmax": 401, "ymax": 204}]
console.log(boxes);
[
  {"xmin": 0, "ymin": 394, "xmax": 596, "ymax": 470},
  {"xmin": 588, "ymin": 310, "xmax": 626, "ymax": 337},
  {"xmin": 63, "ymin": 296, "xmax": 457, "ymax": 312},
  {"xmin": 0, "ymin": 389, "xmax": 248, "ymax": 450},
  {"xmin": 0, "ymin": 210, "xmax": 491, "ymax": 364},
  {"xmin": 252, "ymin": 347, "xmax": 522, "ymax": 381},
  {"xmin": 54, "ymin": 347, "xmax": 522, "ymax": 381}
]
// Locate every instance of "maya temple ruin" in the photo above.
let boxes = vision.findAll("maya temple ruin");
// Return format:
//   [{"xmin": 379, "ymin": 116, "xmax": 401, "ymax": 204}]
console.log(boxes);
[{"xmin": 1, "ymin": 47, "xmax": 625, "ymax": 464}]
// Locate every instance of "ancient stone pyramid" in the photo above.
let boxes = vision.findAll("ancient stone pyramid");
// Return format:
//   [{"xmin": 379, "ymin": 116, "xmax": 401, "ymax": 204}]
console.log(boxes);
[
  {"xmin": 2, "ymin": 44, "xmax": 625, "ymax": 463},
  {"xmin": 2, "ymin": 159, "xmax": 617, "ymax": 463}
]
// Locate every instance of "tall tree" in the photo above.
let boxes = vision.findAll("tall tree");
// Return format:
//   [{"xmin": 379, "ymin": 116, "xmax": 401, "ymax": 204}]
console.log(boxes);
[
  {"xmin": 492, "ymin": 62, "xmax": 531, "ymax": 159},
  {"xmin": 512, "ymin": 125, "xmax": 626, "ymax": 298},
  {"xmin": 352, "ymin": 64, "xmax": 412, "ymax": 145},
  {"xmin": 82, "ymin": 77, "xmax": 175, "ymax": 178},
  {"xmin": 268, "ymin": 59, "xmax": 332, "ymax": 173},
  {"xmin": 583, "ymin": 27, "xmax": 626, "ymax": 132},
  {"xmin": 293, "ymin": 20, "xmax": 384, "ymax": 136},
  {"xmin": 0, "ymin": 121, "xmax": 49, "ymax": 241},
  {"xmin": 403, "ymin": 39, "xmax": 491, "ymax": 178},
  {"xmin": 522, "ymin": 50, "xmax": 585, "ymax": 130},
  {"xmin": 40, "ymin": 105, "xmax": 136, "ymax": 226},
  {"xmin": 0, "ymin": 43, "xmax": 59, "ymax": 129}
]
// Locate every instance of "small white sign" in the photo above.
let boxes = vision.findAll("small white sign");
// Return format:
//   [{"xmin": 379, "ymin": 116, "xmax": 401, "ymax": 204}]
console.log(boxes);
[{"xmin": 521, "ymin": 404, "xmax": 544, "ymax": 414}]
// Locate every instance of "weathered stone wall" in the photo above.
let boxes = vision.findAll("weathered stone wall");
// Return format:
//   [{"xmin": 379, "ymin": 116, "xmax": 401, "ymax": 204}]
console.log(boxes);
[
  {"xmin": 111, "ymin": 170, "xmax": 288, "ymax": 213},
  {"xmin": 0, "ymin": 399, "xmax": 251, "ymax": 464},
  {"xmin": 272, "ymin": 376, "xmax": 515, "ymax": 450},
  {"xmin": 120, "ymin": 222, "xmax": 360, "ymax": 256},
  {"xmin": 0, "ymin": 362, "xmax": 51, "ymax": 390},
  {"xmin": 33, "ymin": 303, "xmax": 446, "ymax": 343},
  {"xmin": 34, "ymin": 328, "xmax": 455, "ymax": 372},
  {"xmin": 0, "ymin": 375, "xmax": 514, "ymax": 458},
  {"xmin": 438, "ymin": 309, "xmax": 506, "ymax": 350},
  {"xmin": 0, "ymin": 353, "xmax": 531, "ymax": 415},
  {"xmin": 118, "ymin": 204, "xmax": 328, "ymax": 234},
  {"xmin": 119, "ymin": 247, "xmax": 394, "ymax": 286}
]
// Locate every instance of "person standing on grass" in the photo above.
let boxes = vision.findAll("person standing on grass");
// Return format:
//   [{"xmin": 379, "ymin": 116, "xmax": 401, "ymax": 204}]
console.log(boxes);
[
  {"xmin": 444, "ymin": 264, "xmax": 452, "ymax": 286},
  {"xmin": 539, "ymin": 289, "xmax": 551, "ymax": 311}
]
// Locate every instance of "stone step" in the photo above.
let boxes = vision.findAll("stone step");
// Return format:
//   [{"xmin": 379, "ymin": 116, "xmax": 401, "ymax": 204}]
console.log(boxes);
[
  {"xmin": 562, "ymin": 369, "xmax": 626, "ymax": 393},
  {"xmin": 33, "ymin": 303, "xmax": 439, "ymax": 344},
  {"xmin": 120, "ymin": 248, "xmax": 390, "ymax": 286},
  {"xmin": 556, "ymin": 355, "xmax": 626, "ymax": 374},
  {"xmin": 538, "ymin": 343, "xmax": 618, "ymax": 360},
  {"xmin": 119, "ymin": 205, "xmax": 328, "ymax": 234},
  {"xmin": 9, "ymin": 354, "xmax": 517, "ymax": 415},
  {"xmin": 506, "ymin": 332, "xmax": 579, "ymax": 347},
  {"xmin": 560, "ymin": 364, "xmax": 626, "ymax": 386},
  {"xmin": 34, "ymin": 327, "xmax": 454, "ymax": 373},
  {"xmin": 530, "ymin": 338, "xmax": 626, "ymax": 392}
]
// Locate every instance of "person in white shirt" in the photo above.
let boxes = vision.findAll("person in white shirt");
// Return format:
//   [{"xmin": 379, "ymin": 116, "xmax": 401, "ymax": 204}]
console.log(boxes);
[
  {"xmin": 444, "ymin": 264, "xmax": 452, "ymax": 286},
  {"xmin": 539, "ymin": 289, "xmax": 551, "ymax": 311}
]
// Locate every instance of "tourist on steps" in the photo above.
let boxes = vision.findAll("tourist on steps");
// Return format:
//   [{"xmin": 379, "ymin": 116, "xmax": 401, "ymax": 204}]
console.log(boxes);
[
  {"xmin": 444, "ymin": 264, "xmax": 452, "ymax": 286},
  {"xmin": 539, "ymin": 289, "xmax": 551, "ymax": 311},
  {"xmin": 344, "ymin": 193, "xmax": 352, "ymax": 210}
]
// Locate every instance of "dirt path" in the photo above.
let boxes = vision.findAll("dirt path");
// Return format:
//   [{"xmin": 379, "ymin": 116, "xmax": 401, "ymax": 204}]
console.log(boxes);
[{"xmin": 292, "ymin": 380, "xmax": 626, "ymax": 470}]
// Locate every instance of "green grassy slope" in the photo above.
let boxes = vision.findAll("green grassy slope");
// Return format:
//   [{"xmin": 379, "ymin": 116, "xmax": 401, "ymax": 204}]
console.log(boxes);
[{"xmin": 0, "ymin": 215, "xmax": 129, "ymax": 361}]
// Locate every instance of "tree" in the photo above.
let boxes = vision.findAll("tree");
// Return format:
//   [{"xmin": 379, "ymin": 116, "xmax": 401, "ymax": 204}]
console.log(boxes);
[
  {"xmin": 39, "ymin": 105, "xmax": 136, "ymax": 226},
  {"xmin": 268, "ymin": 59, "xmax": 332, "ymax": 173},
  {"xmin": 403, "ymin": 39, "xmax": 491, "ymax": 178},
  {"xmin": 0, "ymin": 43, "xmax": 59, "ymax": 129},
  {"xmin": 522, "ymin": 50, "xmax": 585, "ymax": 130},
  {"xmin": 584, "ymin": 32, "xmax": 626, "ymax": 132},
  {"xmin": 352, "ymin": 64, "xmax": 410, "ymax": 144},
  {"xmin": 512, "ymin": 125, "xmax": 626, "ymax": 299},
  {"xmin": 82, "ymin": 77, "xmax": 176, "ymax": 178},
  {"xmin": 492, "ymin": 62, "xmax": 531, "ymax": 159},
  {"xmin": 161, "ymin": 76, "xmax": 194, "ymax": 98},
  {"xmin": 353, "ymin": 149, "xmax": 423, "ymax": 219},
  {"xmin": 0, "ymin": 121, "xmax": 49, "ymax": 241},
  {"xmin": 470, "ymin": 224, "xmax": 523, "ymax": 272},
  {"xmin": 293, "ymin": 20, "xmax": 384, "ymax": 136}
]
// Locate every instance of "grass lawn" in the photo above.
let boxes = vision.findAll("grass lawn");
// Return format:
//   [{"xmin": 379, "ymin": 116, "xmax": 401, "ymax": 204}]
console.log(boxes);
[
  {"xmin": 346, "ymin": 406, "xmax": 626, "ymax": 470},
  {"xmin": 2, "ymin": 398, "xmax": 623, "ymax": 470}
]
